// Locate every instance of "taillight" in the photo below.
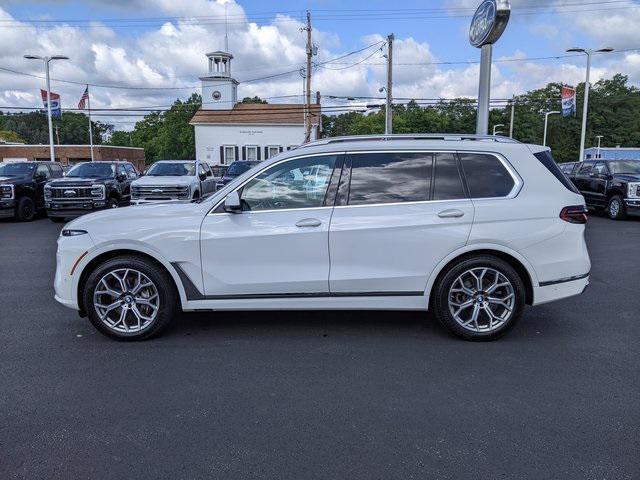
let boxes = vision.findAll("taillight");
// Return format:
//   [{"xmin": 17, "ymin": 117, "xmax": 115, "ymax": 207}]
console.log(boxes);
[{"xmin": 560, "ymin": 205, "xmax": 588, "ymax": 224}]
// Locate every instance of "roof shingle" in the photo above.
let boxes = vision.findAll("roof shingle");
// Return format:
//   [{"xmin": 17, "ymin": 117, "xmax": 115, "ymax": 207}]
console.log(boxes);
[{"xmin": 190, "ymin": 103, "xmax": 320, "ymax": 125}]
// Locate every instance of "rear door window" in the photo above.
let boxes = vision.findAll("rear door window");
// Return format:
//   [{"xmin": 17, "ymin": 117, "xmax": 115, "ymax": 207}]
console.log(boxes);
[
  {"xmin": 578, "ymin": 162, "xmax": 594, "ymax": 175},
  {"xmin": 459, "ymin": 153, "xmax": 515, "ymax": 198},
  {"xmin": 532, "ymin": 150, "xmax": 580, "ymax": 193},
  {"xmin": 432, "ymin": 153, "xmax": 466, "ymax": 200},
  {"xmin": 347, "ymin": 152, "xmax": 432, "ymax": 206}
]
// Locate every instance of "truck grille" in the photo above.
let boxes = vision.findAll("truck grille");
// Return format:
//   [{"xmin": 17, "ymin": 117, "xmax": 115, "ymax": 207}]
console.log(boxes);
[
  {"xmin": 48, "ymin": 186, "xmax": 95, "ymax": 201},
  {"xmin": 132, "ymin": 185, "xmax": 190, "ymax": 200}
]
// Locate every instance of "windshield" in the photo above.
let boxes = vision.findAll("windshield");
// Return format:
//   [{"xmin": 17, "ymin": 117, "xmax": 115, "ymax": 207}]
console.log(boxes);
[
  {"xmin": 227, "ymin": 162, "xmax": 255, "ymax": 176},
  {"xmin": 66, "ymin": 162, "xmax": 115, "ymax": 178},
  {"xmin": 146, "ymin": 162, "xmax": 195, "ymax": 176},
  {"xmin": 608, "ymin": 160, "xmax": 640, "ymax": 175},
  {"xmin": 0, "ymin": 162, "xmax": 35, "ymax": 177}
]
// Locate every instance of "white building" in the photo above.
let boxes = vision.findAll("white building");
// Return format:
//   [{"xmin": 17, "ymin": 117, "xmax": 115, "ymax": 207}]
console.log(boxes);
[{"xmin": 190, "ymin": 51, "xmax": 320, "ymax": 166}]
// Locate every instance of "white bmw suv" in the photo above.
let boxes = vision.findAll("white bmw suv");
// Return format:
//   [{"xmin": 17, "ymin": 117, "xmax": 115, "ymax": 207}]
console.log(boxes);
[{"xmin": 54, "ymin": 135, "xmax": 590, "ymax": 341}]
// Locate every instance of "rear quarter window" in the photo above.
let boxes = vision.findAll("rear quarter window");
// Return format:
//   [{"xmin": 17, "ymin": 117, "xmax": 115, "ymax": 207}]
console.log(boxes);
[
  {"xmin": 533, "ymin": 151, "xmax": 580, "ymax": 193},
  {"xmin": 459, "ymin": 153, "xmax": 515, "ymax": 198}
]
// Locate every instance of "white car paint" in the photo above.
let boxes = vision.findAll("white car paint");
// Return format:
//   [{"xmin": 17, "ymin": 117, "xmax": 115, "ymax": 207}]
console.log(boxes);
[{"xmin": 54, "ymin": 136, "xmax": 590, "ymax": 320}]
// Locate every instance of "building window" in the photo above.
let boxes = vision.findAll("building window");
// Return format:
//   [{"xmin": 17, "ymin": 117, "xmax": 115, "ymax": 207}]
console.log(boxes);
[
  {"xmin": 223, "ymin": 145, "xmax": 236, "ymax": 164},
  {"xmin": 245, "ymin": 145, "xmax": 258, "ymax": 161},
  {"xmin": 268, "ymin": 145, "xmax": 281, "ymax": 158}
]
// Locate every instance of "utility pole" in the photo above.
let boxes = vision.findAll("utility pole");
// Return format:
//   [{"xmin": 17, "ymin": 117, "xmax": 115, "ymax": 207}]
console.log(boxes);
[
  {"xmin": 384, "ymin": 33, "xmax": 394, "ymax": 135},
  {"xmin": 304, "ymin": 11, "xmax": 312, "ymax": 143},
  {"xmin": 316, "ymin": 91, "xmax": 322, "ymax": 138},
  {"xmin": 55, "ymin": 126, "xmax": 60, "ymax": 145},
  {"xmin": 596, "ymin": 135, "xmax": 603, "ymax": 158},
  {"xmin": 509, "ymin": 96, "xmax": 515, "ymax": 138}
]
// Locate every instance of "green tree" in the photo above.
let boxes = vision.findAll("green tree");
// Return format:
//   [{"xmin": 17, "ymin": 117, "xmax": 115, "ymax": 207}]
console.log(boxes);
[
  {"xmin": 0, "ymin": 130, "xmax": 25, "ymax": 143},
  {"xmin": 241, "ymin": 96, "xmax": 268, "ymax": 104}
]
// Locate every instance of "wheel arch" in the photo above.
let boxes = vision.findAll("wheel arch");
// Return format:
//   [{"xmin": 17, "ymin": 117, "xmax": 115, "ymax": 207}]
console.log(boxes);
[
  {"xmin": 606, "ymin": 188, "xmax": 624, "ymax": 199},
  {"xmin": 76, "ymin": 247, "xmax": 187, "ymax": 316},
  {"xmin": 425, "ymin": 245, "xmax": 536, "ymax": 307}
]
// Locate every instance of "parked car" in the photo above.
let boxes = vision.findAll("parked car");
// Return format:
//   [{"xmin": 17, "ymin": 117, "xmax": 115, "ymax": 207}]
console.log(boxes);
[
  {"xmin": 567, "ymin": 159, "xmax": 640, "ymax": 220},
  {"xmin": 0, "ymin": 161, "xmax": 64, "ymax": 221},
  {"xmin": 131, "ymin": 160, "xmax": 216, "ymax": 204},
  {"xmin": 216, "ymin": 160, "xmax": 260, "ymax": 190},
  {"xmin": 210, "ymin": 164, "xmax": 229, "ymax": 181},
  {"xmin": 54, "ymin": 134, "xmax": 590, "ymax": 341},
  {"xmin": 45, "ymin": 161, "xmax": 138, "ymax": 221}
]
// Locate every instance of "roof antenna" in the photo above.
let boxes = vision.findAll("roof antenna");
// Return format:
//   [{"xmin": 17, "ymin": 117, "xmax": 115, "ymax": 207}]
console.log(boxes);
[{"xmin": 224, "ymin": 3, "xmax": 229, "ymax": 52}]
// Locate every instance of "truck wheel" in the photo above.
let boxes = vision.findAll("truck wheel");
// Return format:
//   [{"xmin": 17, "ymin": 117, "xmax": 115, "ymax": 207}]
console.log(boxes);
[
  {"xmin": 193, "ymin": 190, "xmax": 200, "ymax": 199},
  {"xmin": 83, "ymin": 256, "xmax": 178, "ymax": 340},
  {"xmin": 607, "ymin": 195, "xmax": 627, "ymax": 220},
  {"xmin": 431, "ymin": 255, "xmax": 525, "ymax": 341},
  {"xmin": 15, "ymin": 197, "xmax": 36, "ymax": 222},
  {"xmin": 107, "ymin": 197, "xmax": 119, "ymax": 209}
]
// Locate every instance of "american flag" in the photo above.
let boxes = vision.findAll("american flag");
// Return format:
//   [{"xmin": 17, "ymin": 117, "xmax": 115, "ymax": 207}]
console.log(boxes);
[{"xmin": 78, "ymin": 86, "xmax": 89, "ymax": 110}]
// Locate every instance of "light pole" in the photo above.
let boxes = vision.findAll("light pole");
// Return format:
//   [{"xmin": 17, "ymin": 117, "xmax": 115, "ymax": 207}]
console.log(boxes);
[
  {"xmin": 543, "ymin": 111, "xmax": 560, "ymax": 146},
  {"xmin": 24, "ymin": 54, "xmax": 69, "ymax": 162},
  {"xmin": 493, "ymin": 124, "xmax": 505, "ymax": 136},
  {"xmin": 595, "ymin": 135, "xmax": 603, "ymax": 158},
  {"xmin": 566, "ymin": 47, "xmax": 613, "ymax": 161}
]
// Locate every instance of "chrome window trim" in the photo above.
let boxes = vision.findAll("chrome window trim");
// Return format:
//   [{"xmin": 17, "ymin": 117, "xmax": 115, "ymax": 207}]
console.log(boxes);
[{"xmin": 207, "ymin": 148, "xmax": 523, "ymax": 214}]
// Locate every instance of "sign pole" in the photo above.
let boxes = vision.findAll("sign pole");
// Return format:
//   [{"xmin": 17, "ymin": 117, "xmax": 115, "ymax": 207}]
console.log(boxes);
[
  {"xmin": 476, "ymin": 44, "xmax": 492, "ymax": 135},
  {"xmin": 87, "ymin": 85, "xmax": 95, "ymax": 162}
]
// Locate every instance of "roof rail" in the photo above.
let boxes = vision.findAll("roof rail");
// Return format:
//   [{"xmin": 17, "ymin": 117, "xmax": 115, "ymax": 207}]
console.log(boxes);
[{"xmin": 302, "ymin": 134, "xmax": 520, "ymax": 148}]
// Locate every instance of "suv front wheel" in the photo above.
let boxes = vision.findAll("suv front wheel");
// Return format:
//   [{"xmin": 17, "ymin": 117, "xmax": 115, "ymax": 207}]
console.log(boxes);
[
  {"xmin": 83, "ymin": 256, "xmax": 177, "ymax": 340},
  {"xmin": 432, "ymin": 255, "xmax": 525, "ymax": 341},
  {"xmin": 607, "ymin": 195, "xmax": 627, "ymax": 220}
]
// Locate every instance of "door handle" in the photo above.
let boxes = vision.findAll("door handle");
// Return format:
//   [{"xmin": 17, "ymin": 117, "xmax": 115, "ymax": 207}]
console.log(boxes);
[
  {"xmin": 438, "ymin": 209, "xmax": 464, "ymax": 218},
  {"xmin": 296, "ymin": 218, "xmax": 322, "ymax": 228}
]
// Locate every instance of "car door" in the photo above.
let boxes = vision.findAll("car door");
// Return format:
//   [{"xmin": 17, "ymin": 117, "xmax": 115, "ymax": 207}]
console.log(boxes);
[
  {"xmin": 34, "ymin": 164, "xmax": 51, "ymax": 208},
  {"xmin": 199, "ymin": 153, "xmax": 342, "ymax": 297},
  {"xmin": 589, "ymin": 162, "xmax": 609, "ymax": 207},
  {"xmin": 328, "ymin": 151, "xmax": 474, "ymax": 295},
  {"xmin": 574, "ymin": 161, "xmax": 595, "ymax": 203},
  {"xmin": 198, "ymin": 163, "xmax": 215, "ymax": 195},
  {"xmin": 117, "ymin": 164, "xmax": 132, "ymax": 201}
]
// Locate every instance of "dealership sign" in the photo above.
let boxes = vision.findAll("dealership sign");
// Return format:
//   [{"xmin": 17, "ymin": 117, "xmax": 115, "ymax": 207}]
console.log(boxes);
[{"xmin": 469, "ymin": 0, "xmax": 511, "ymax": 48}]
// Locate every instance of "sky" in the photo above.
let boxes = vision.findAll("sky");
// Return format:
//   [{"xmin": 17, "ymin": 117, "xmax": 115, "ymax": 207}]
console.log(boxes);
[{"xmin": 0, "ymin": 0, "xmax": 639, "ymax": 130}]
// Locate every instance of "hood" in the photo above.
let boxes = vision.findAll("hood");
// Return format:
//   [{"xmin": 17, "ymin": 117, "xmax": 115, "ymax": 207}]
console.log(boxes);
[
  {"xmin": 49, "ymin": 176, "xmax": 113, "ymax": 186},
  {"xmin": 612, "ymin": 173, "xmax": 640, "ymax": 182},
  {"xmin": 0, "ymin": 175, "xmax": 30, "ymax": 184},
  {"xmin": 132, "ymin": 175, "xmax": 194, "ymax": 187}
]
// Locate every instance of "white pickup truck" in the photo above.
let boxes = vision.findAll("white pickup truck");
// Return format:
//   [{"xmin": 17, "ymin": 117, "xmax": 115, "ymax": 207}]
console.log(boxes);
[{"xmin": 131, "ymin": 160, "xmax": 217, "ymax": 204}]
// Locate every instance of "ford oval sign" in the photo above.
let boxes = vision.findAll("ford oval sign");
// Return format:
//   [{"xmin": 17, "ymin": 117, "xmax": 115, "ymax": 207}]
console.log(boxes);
[{"xmin": 469, "ymin": 0, "xmax": 511, "ymax": 48}]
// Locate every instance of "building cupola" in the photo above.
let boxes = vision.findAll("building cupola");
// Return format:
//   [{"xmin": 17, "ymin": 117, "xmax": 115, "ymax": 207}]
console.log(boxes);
[{"xmin": 200, "ymin": 50, "xmax": 238, "ymax": 110}]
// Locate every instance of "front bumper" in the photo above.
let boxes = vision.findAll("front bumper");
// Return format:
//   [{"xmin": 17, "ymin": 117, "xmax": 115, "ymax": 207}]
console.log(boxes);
[
  {"xmin": 624, "ymin": 198, "xmax": 640, "ymax": 216},
  {"xmin": 46, "ymin": 200, "xmax": 107, "ymax": 218},
  {"xmin": 0, "ymin": 200, "xmax": 16, "ymax": 218},
  {"xmin": 131, "ymin": 198, "xmax": 186, "ymax": 205},
  {"xmin": 54, "ymin": 232, "xmax": 95, "ymax": 311}
]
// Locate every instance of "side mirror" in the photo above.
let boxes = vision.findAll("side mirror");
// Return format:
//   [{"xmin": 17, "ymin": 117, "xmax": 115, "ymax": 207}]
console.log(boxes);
[
  {"xmin": 199, "ymin": 172, "xmax": 207, "ymax": 181},
  {"xmin": 223, "ymin": 191, "xmax": 242, "ymax": 213}
]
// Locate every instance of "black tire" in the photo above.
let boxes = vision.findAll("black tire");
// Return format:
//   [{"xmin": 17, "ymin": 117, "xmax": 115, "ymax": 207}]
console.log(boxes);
[
  {"xmin": 606, "ymin": 195, "xmax": 627, "ymax": 220},
  {"xmin": 83, "ymin": 255, "xmax": 178, "ymax": 341},
  {"xmin": 15, "ymin": 197, "xmax": 36, "ymax": 222},
  {"xmin": 432, "ymin": 255, "xmax": 526, "ymax": 341},
  {"xmin": 192, "ymin": 190, "xmax": 200, "ymax": 199},
  {"xmin": 107, "ymin": 197, "xmax": 119, "ymax": 209},
  {"xmin": 49, "ymin": 216, "xmax": 66, "ymax": 223}
]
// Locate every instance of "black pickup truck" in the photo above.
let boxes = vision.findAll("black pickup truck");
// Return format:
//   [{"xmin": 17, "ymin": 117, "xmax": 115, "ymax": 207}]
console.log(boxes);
[
  {"xmin": 45, "ymin": 161, "xmax": 138, "ymax": 221},
  {"xmin": 0, "ymin": 161, "xmax": 64, "ymax": 221},
  {"xmin": 566, "ymin": 159, "xmax": 640, "ymax": 220}
]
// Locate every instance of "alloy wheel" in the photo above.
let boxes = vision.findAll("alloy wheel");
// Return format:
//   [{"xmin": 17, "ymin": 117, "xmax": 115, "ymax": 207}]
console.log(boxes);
[
  {"xmin": 609, "ymin": 199, "xmax": 620, "ymax": 217},
  {"xmin": 93, "ymin": 268, "xmax": 160, "ymax": 334},
  {"xmin": 448, "ymin": 267, "xmax": 515, "ymax": 333}
]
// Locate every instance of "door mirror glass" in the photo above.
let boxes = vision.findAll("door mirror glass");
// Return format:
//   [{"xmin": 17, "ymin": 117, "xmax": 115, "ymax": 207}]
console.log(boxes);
[
  {"xmin": 199, "ymin": 172, "xmax": 207, "ymax": 181},
  {"xmin": 224, "ymin": 190, "xmax": 242, "ymax": 213}
]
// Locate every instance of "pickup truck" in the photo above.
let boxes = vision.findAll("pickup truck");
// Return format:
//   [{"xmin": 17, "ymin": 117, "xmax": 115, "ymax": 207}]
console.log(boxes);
[{"xmin": 131, "ymin": 160, "xmax": 217, "ymax": 204}]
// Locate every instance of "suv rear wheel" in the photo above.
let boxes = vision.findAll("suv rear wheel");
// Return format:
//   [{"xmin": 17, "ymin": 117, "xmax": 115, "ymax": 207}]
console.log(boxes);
[
  {"xmin": 83, "ymin": 256, "xmax": 177, "ymax": 340},
  {"xmin": 432, "ymin": 255, "xmax": 525, "ymax": 341}
]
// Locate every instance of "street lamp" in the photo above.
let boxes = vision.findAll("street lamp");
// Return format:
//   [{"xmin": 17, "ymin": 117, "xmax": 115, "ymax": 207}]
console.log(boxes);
[
  {"xmin": 24, "ymin": 54, "xmax": 69, "ymax": 162},
  {"xmin": 595, "ymin": 135, "xmax": 604, "ymax": 159},
  {"xmin": 566, "ymin": 47, "xmax": 613, "ymax": 161},
  {"xmin": 493, "ymin": 124, "xmax": 505, "ymax": 136},
  {"xmin": 543, "ymin": 111, "xmax": 560, "ymax": 146}
]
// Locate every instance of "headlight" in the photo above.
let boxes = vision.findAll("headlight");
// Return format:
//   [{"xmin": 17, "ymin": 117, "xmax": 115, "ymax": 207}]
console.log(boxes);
[
  {"xmin": 0, "ymin": 184, "xmax": 14, "ymax": 199},
  {"xmin": 628, "ymin": 182, "xmax": 640, "ymax": 199},
  {"xmin": 90, "ymin": 184, "xmax": 105, "ymax": 200},
  {"xmin": 44, "ymin": 184, "xmax": 51, "ymax": 199},
  {"xmin": 62, "ymin": 229, "xmax": 88, "ymax": 237}
]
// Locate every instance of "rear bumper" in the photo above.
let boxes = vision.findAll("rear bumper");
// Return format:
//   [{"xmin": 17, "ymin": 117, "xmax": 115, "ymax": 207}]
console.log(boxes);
[{"xmin": 532, "ymin": 274, "xmax": 589, "ymax": 305}]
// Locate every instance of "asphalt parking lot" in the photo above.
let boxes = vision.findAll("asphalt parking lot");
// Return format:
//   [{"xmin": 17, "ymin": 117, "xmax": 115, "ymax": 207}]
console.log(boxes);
[{"xmin": 1, "ymin": 214, "xmax": 639, "ymax": 480}]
